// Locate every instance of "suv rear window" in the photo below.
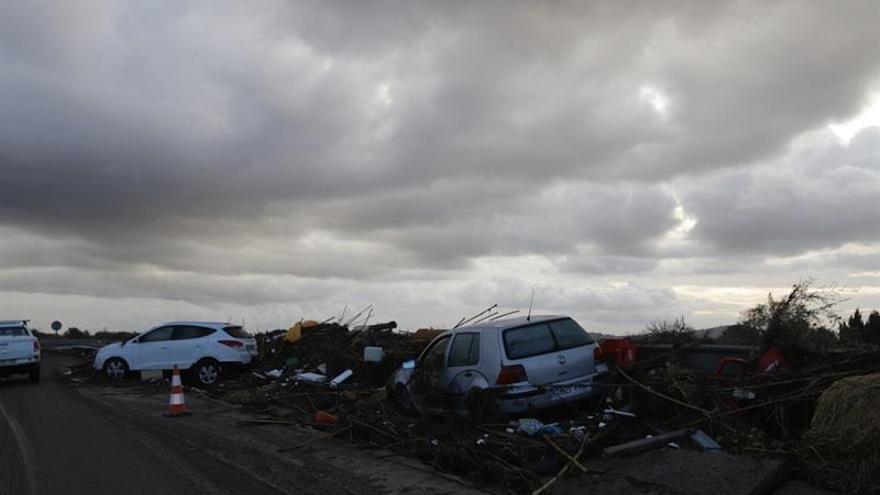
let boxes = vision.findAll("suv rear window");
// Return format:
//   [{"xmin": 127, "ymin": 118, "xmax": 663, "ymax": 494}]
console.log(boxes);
[
  {"xmin": 0, "ymin": 326, "xmax": 27, "ymax": 337},
  {"xmin": 223, "ymin": 326, "xmax": 251, "ymax": 338},
  {"xmin": 503, "ymin": 319, "xmax": 594, "ymax": 359}
]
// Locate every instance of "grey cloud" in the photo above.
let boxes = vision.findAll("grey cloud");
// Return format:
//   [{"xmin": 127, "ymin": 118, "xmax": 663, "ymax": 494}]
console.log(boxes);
[{"xmin": 678, "ymin": 127, "xmax": 880, "ymax": 256}]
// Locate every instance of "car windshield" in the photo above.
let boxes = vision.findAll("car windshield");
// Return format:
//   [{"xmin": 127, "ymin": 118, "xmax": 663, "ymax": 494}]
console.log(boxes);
[
  {"xmin": 0, "ymin": 326, "xmax": 27, "ymax": 337},
  {"xmin": 223, "ymin": 326, "xmax": 251, "ymax": 338}
]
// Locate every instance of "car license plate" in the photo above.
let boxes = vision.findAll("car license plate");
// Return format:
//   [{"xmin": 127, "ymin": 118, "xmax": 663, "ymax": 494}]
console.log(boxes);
[
  {"xmin": 550, "ymin": 384, "xmax": 589, "ymax": 400},
  {"xmin": 0, "ymin": 359, "xmax": 16, "ymax": 366}
]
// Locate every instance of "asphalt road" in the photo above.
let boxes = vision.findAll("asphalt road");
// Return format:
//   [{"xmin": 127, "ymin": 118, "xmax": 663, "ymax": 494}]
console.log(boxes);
[
  {"xmin": 1, "ymin": 355, "xmax": 474, "ymax": 495},
  {"xmin": 0, "ymin": 356, "xmax": 286, "ymax": 495}
]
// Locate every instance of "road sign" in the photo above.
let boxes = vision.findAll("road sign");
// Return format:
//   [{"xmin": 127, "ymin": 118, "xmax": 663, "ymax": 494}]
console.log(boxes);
[{"xmin": 51, "ymin": 320, "xmax": 62, "ymax": 333}]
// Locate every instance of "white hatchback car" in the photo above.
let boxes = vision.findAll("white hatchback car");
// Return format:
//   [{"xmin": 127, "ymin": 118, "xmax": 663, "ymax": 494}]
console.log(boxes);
[{"xmin": 93, "ymin": 321, "xmax": 257, "ymax": 386}]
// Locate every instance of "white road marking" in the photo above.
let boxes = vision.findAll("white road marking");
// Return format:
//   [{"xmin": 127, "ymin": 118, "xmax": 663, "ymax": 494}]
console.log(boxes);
[{"xmin": 0, "ymin": 401, "xmax": 39, "ymax": 495}]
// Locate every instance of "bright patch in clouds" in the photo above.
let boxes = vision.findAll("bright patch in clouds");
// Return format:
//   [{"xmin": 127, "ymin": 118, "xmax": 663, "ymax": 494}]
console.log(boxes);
[
  {"xmin": 830, "ymin": 92, "xmax": 880, "ymax": 144},
  {"xmin": 639, "ymin": 85, "xmax": 670, "ymax": 118}
]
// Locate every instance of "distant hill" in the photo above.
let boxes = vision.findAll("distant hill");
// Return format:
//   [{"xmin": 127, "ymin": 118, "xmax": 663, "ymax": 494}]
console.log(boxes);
[{"xmin": 693, "ymin": 325, "xmax": 731, "ymax": 340}]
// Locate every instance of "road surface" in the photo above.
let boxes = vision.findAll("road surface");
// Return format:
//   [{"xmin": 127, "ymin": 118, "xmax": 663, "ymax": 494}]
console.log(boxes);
[
  {"xmin": 1, "ymin": 354, "xmax": 474, "ymax": 495},
  {"xmin": 0, "ymin": 356, "xmax": 290, "ymax": 495}
]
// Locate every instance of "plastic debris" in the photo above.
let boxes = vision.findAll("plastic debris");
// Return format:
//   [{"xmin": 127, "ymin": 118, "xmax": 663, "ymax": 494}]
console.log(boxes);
[
  {"xmin": 363, "ymin": 346, "xmax": 385, "ymax": 363},
  {"xmin": 294, "ymin": 372, "xmax": 327, "ymax": 383},
  {"xmin": 517, "ymin": 418, "xmax": 544, "ymax": 436},
  {"xmin": 330, "ymin": 369, "xmax": 353, "ymax": 387}
]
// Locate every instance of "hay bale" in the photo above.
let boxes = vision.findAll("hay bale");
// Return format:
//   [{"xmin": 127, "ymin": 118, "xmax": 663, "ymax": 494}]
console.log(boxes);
[{"xmin": 801, "ymin": 372, "xmax": 880, "ymax": 494}]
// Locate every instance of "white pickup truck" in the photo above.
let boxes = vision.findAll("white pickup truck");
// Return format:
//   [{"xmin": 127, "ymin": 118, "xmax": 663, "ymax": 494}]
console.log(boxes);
[{"xmin": 0, "ymin": 320, "xmax": 41, "ymax": 383}]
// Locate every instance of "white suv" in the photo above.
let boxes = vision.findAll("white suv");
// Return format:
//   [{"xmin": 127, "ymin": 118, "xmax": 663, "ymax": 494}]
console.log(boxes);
[{"xmin": 93, "ymin": 321, "xmax": 257, "ymax": 386}]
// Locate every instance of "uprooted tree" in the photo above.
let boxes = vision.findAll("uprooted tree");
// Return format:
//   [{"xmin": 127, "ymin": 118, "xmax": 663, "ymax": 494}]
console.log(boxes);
[{"xmin": 738, "ymin": 280, "xmax": 843, "ymax": 361}]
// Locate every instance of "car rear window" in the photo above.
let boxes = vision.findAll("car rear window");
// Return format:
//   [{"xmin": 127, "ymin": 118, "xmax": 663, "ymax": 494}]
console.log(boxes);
[
  {"xmin": 223, "ymin": 326, "xmax": 251, "ymax": 338},
  {"xmin": 0, "ymin": 326, "xmax": 27, "ymax": 337},
  {"xmin": 504, "ymin": 324, "xmax": 556, "ymax": 359},
  {"xmin": 504, "ymin": 319, "xmax": 594, "ymax": 359}
]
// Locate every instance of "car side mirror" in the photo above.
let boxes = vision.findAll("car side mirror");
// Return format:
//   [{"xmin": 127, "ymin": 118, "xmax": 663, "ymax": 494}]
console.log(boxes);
[{"xmin": 402, "ymin": 360, "xmax": 417, "ymax": 370}]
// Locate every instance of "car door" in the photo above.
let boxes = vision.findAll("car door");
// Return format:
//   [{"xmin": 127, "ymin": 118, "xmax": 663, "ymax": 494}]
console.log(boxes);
[
  {"xmin": 131, "ymin": 326, "xmax": 174, "ymax": 370},
  {"xmin": 443, "ymin": 332, "xmax": 484, "ymax": 398},
  {"xmin": 170, "ymin": 325, "xmax": 215, "ymax": 369},
  {"xmin": 411, "ymin": 335, "xmax": 451, "ymax": 412}
]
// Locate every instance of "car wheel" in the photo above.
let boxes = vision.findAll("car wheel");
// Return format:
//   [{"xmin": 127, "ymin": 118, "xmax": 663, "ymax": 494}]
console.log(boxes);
[
  {"xmin": 103, "ymin": 358, "xmax": 129, "ymax": 380},
  {"xmin": 29, "ymin": 368, "xmax": 41, "ymax": 384},
  {"xmin": 194, "ymin": 359, "xmax": 221, "ymax": 387}
]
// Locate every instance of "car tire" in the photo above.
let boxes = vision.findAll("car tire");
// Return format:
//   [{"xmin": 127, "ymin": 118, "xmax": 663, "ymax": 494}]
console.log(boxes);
[
  {"xmin": 193, "ymin": 358, "xmax": 221, "ymax": 387},
  {"xmin": 103, "ymin": 357, "xmax": 129, "ymax": 380},
  {"xmin": 29, "ymin": 367, "xmax": 41, "ymax": 383}
]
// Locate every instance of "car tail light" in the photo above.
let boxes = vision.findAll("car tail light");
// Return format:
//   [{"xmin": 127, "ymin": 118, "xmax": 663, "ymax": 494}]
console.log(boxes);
[
  {"xmin": 218, "ymin": 339, "xmax": 244, "ymax": 348},
  {"xmin": 34, "ymin": 340, "xmax": 41, "ymax": 355},
  {"xmin": 496, "ymin": 365, "xmax": 528, "ymax": 385},
  {"xmin": 593, "ymin": 346, "xmax": 605, "ymax": 362}
]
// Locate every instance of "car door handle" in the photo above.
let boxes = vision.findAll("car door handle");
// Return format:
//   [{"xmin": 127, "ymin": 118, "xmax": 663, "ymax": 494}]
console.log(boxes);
[{"xmin": 160, "ymin": 347, "xmax": 169, "ymax": 350}]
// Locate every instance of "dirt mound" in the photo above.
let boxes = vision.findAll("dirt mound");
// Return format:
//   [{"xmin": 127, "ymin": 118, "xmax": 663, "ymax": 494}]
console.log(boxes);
[{"xmin": 801, "ymin": 372, "xmax": 880, "ymax": 494}]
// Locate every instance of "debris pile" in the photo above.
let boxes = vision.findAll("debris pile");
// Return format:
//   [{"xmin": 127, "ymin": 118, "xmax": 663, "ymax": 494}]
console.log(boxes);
[
  {"xmin": 252, "ymin": 321, "xmax": 437, "ymax": 388},
  {"xmin": 61, "ymin": 314, "xmax": 880, "ymax": 494}
]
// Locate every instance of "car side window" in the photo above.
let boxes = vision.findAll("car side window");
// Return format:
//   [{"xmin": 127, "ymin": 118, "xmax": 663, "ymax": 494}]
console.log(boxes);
[
  {"xmin": 139, "ymin": 326, "xmax": 175, "ymax": 343},
  {"xmin": 447, "ymin": 333, "xmax": 480, "ymax": 367},
  {"xmin": 173, "ymin": 326, "xmax": 215, "ymax": 340},
  {"xmin": 421, "ymin": 336, "xmax": 451, "ymax": 368}
]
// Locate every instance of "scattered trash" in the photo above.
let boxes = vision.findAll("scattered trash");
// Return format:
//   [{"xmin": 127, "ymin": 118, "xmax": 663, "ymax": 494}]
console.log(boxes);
[
  {"xmin": 516, "ymin": 418, "xmax": 544, "ymax": 436},
  {"xmin": 314, "ymin": 410, "xmax": 338, "ymax": 425},
  {"xmin": 330, "ymin": 369, "xmax": 353, "ymax": 387},
  {"xmin": 363, "ymin": 346, "xmax": 384, "ymax": 363},
  {"xmin": 294, "ymin": 372, "xmax": 327, "ymax": 383},
  {"xmin": 690, "ymin": 429, "xmax": 722, "ymax": 451}
]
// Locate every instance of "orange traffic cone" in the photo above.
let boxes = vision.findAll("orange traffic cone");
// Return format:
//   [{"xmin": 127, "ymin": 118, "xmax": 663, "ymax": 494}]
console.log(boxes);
[{"xmin": 164, "ymin": 365, "xmax": 191, "ymax": 417}]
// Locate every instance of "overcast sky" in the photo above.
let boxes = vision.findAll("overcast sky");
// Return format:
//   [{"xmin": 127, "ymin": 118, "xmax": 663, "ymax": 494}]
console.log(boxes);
[{"xmin": 1, "ymin": 1, "xmax": 878, "ymax": 334}]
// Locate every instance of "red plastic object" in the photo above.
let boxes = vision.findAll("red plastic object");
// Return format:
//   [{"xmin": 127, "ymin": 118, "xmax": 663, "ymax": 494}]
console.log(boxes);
[
  {"xmin": 757, "ymin": 346, "xmax": 789, "ymax": 373},
  {"xmin": 714, "ymin": 346, "xmax": 790, "ymax": 380},
  {"xmin": 599, "ymin": 338, "xmax": 638, "ymax": 368},
  {"xmin": 714, "ymin": 357, "xmax": 749, "ymax": 380},
  {"xmin": 314, "ymin": 410, "xmax": 338, "ymax": 425}
]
